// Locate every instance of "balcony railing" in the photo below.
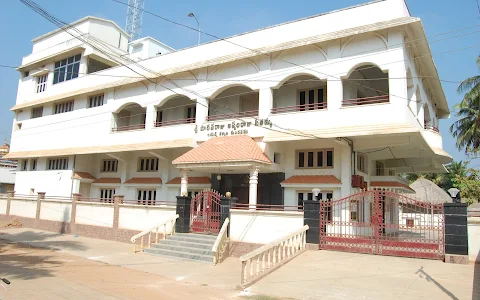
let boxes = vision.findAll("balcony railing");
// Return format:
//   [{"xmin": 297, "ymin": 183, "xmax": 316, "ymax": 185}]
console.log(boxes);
[
  {"xmin": 207, "ymin": 110, "xmax": 258, "ymax": 121},
  {"xmin": 111, "ymin": 124, "xmax": 146, "ymax": 132},
  {"xmin": 154, "ymin": 118, "xmax": 195, "ymax": 127},
  {"xmin": 424, "ymin": 125, "xmax": 440, "ymax": 133},
  {"xmin": 342, "ymin": 95, "xmax": 389, "ymax": 107},
  {"xmin": 271, "ymin": 102, "xmax": 327, "ymax": 114}
]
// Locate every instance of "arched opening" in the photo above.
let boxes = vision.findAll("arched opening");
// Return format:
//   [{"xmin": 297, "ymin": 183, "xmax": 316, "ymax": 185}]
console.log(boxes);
[
  {"xmin": 207, "ymin": 85, "xmax": 259, "ymax": 121},
  {"xmin": 155, "ymin": 96, "xmax": 196, "ymax": 127},
  {"xmin": 112, "ymin": 103, "xmax": 146, "ymax": 132},
  {"xmin": 272, "ymin": 74, "xmax": 327, "ymax": 114},
  {"xmin": 342, "ymin": 64, "xmax": 389, "ymax": 106},
  {"xmin": 424, "ymin": 105, "xmax": 439, "ymax": 132}
]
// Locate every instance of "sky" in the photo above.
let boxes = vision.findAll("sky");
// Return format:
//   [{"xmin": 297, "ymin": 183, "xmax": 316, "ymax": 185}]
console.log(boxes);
[{"xmin": 0, "ymin": 0, "xmax": 479, "ymax": 168}]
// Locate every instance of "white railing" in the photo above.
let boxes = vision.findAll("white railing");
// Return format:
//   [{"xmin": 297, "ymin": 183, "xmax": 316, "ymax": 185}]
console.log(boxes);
[
  {"xmin": 239, "ymin": 225, "xmax": 309, "ymax": 287},
  {"xmin": 130, "ymin": 214, "xmax": 179, "ymax": 253},
  {"xmin": 212, "ymin": 218, "xmax": 230, "ymax": 265}
]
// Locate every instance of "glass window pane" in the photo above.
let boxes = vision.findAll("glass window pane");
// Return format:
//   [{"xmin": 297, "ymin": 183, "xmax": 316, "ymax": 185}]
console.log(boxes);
[
  {"xmin": 58, "ymin": 67, "xmax": 66, "ymax": 82},
  {"xmin": 318, "ymin": 89, "xmax": 324, "ymax": 103},
  {"xmin": 299, "ymin": 91, "xmax": 305, "ymax": 110},
  {"xmin": 66, "ymin": 65, "xmax": 74, "ymax": 80},
  {"xmin": 327, "ymin": 151, "xmax": 333, "ymax": 167},
  {"xmin": 53, "ymin": 70, "xmax": 59, "ymax": 84},
  {"xmin": 307, "ymin": 193, "xmax": 313, "ymax": 200},
  {"xmin": 55, "ymin": 61, "xmax": 60, "ymax": 68},
  {"xmin": 327, "ymin": 193, "xmax": 333, "ymax": 200},
  {"xmin": 317, "ymin": 151, "xmax": 323, "ymax": 167},
  {"xmin": 298, "ymin": 152, "xmax": 304, "ymax": 168},
  {"xmin": 307, "ymin": 152, "xmax": 314, "ymax": 167},
  {"xmin": 61, "ymin": 59, "xmax": 67, "ymax": 66},
  {"xmin": 74, "ymin": 54, "xmax": 81, "ymax": 61},
  {"xmin": 72, "ymin": 63, "xmax": 79, "ymax": 79},
  {"xmin": 308, "ymin": 90, "xmax": 315, "ymax": 107}
]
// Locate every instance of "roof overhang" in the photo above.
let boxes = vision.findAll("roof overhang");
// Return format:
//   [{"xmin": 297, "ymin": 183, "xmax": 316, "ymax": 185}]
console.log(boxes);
[
  {"xmin": 17, "ymin": 45, "xmax": 86, "ymax": 72},
  {"xmin": 370, "ymin": 181, "xmax": 415, "ymax": 193},
  {"xmin": 4, "ymin": 139, "xmax": 195, "ymax": 159}
]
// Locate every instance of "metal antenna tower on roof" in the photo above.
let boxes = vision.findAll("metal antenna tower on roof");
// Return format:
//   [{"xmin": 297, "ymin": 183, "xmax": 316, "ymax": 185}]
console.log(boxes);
[{"xmin": 125, "ymin": 0, "xmax": 144, "ymax": 42}]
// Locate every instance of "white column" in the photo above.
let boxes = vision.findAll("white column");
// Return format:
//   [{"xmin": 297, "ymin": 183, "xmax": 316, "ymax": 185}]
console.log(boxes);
[
  {"xmin": 145, "ymin": 104, "xmax": 156, "ymax": 130},
  {"xmin": 258, "ymin": 88, "xmax": 273, "ymax": 118},
  {"xmin": 340, "ymin": 145, "xmax": 352, "ymax": 198},
  {"xmin": 249, "ymin": 166, "xmax": 259, "ymax": 209},
  {"xmin": 195, "ymin": 98, "xmax": 209, "ymax": 126},
  {"xmin": 180, "ymin": 169, "xmax": 188, "ymax": 196},
  {"xmin": 327, "ymin": 78, "xmax": 343, "ymax": 111}
]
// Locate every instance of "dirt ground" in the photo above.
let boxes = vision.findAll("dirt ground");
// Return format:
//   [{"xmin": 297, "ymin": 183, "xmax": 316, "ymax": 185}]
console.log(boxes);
[{"xmin": 0, "ymin": 239, "xmax": 244, "ymax": 300}]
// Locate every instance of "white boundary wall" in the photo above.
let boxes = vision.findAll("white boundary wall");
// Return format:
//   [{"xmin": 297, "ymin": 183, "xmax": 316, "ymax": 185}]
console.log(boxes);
[
  {"xmin": 230, "ymin": 209, "xmax": 304, "ymax": 244},
  {"xmin": 0, "ymin": 197, "xmax": 7, "ymax": 215},
  {"xmin": 468, "ymin": 217, "xmax": 480, "ymax": 263},
  {"xmin": 118, "ymin": 204, "xmax": 176, "ymax": 232},
  {"xmin": 40, "ymin": 200, "xmax": 72, "ymax": 222},
  {"xmin": 10, "ymin": 199, "xmax": 36, "ymax": 218},
  {"xmin": 75, "ymin": 202, "xmax": 114, "ymax": 227}
]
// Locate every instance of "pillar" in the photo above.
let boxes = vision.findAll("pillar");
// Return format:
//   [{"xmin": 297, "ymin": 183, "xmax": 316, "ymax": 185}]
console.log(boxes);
[
  {"xmin": 36, "ymin": 192, "xmax": 46, "ymax": 220},
  {"xmin": 70, "ymin": 193, "xmax": 80, "ymax": 232},
  {"xmin": 113, "ymin": 195, "xmax": 124, "ymax": 230},
  {"xmin": 195, "ymin": 97, "xmax": 208, "ymax": 126},
  {"xmin": 249, "ymin": 166, "xmax": 259, "ymax": 209},
  {"xmin": 340, "ymin": 145, "xmax": 352, "ymax": 197},
  {"xmin": 220, "ymin": 194, "xmax": 236, "ymax": 236},
  {"xmin": 303, "ymin": 200, "xmax": 320, "ymax": 247},
  {"xmin": 444, "ymin": 203, "xmax": 469, "ymax": 264},
  {"xmin": 180, "ymin": 169, "xmax": 188, "ymax": 196},
  {"xmin": 145, "ymin": 104, "xmax": 156, "ymax": 130},
  {"xmin": 175, "ymin": 195, "xmax": 192, "ymax": 233},
  {"xmin": 6, "ymin": 191, "xmax": 14, "ymax": 216},
  {"xmin": 258, "ymin": 88, "xmax": 273, "ymax": 118}
]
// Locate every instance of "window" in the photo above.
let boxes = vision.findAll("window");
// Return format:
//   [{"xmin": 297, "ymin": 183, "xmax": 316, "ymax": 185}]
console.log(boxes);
[
  {"xmin": 21, "ymin": 160, "xmax": 27, "ymax": 171},
  {"xmin": 376, "ymin": 161, "xmax": 385, "ymax": 176},
  {"xmin": 296, "ymin": 149, "xmax": 334, "ymax": 169},
  {"xmin": 187, "ymin": 190, "xmax": 202, "ymax": 198},
  {"xmin": 388, "ymin": 170, "xmax": 395, "ymax": 176},
  {"xmin": 101, "ymin": 159, "xmax": 118, "ymax": 172},
  {"xmin": 100, "ymin": 189, "xmax": 115, "ymax": 203},
  {"xmin": 156, "ymin": 110, "xmax": 163, "ymax": 123},
  {"xmin": 138, "ymin": 157, "xmax": 159, "ymax": 172},
  {"xmin": 47, "ymin": 158, "xmax": 69, "ymax": 170},
  {"xmin": 36, "ymin": 74, "xmax": 48, "ymax": 93},
  {"xmin": 23, "ymin": 71, "xmax": 29, "ymax": 78},
  {"xmin": 30, "ymin": 159, "xmax": 37, "ymax": 171},
  {"xmin": 53, "ymin": 54, "xmax": 81, "ymax": 84},
  {"xmin": 186, "ymin": 106, "xmax": 196, "ymax": 122},
  {"xmin": 137, "ymin": 189, "xmax": 156, "ymax": 205},
  {"xmin": 357, "ymin": 154, "xmax": 367, "ymax": 173},
  {"xmin": 273, "ymin": 153, "xmax": 281, "ymax": 164},
  {"xmin": 298, "ymin": 88, "xmax": 327, "ymax": 110},
  {"xmin": 297, "ymin": 192, "xmax": 314, "ymax": 206},
  {"xmin": 31, "ymin": 107, "xmax": 43, "ymax": 119},
  {"xmin": 16, "ymin": 123, "xmax": 22, "ymax": 130},
  {"xmin": 54, "ymin": 100, "xmax": 74, "ymax": 114},
  {"xmin": 88, "ymin": 94, "xmax": 104, "ymax": 108}
]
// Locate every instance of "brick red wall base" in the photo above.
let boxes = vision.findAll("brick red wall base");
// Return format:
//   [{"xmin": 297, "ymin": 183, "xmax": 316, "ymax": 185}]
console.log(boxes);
[
  {"xmin": 228, "ymin": 241, "xmax": 264, "ymax": 257},
  {"xmin": 0, "ymin": 215, "xmax": 143, "ymax": 244}
]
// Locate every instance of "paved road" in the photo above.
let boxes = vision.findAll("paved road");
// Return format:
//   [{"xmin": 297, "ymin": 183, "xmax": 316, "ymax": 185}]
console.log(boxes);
[{"xmin": 0, "ymin": 240, "xmax": 239, "ymax": 300}]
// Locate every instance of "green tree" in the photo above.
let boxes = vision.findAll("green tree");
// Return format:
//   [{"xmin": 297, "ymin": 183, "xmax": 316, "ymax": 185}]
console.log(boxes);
[
  {"xmin": 452, "ymin": 168, "xmax": 480, "ymax": 204},
  {"xmin": 450, "ymin": 56, "xmax": 480, "ymax": 154}
]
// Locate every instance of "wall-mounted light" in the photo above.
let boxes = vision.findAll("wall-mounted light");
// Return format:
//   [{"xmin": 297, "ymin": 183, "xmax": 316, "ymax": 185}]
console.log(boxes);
[{"xmin": 216, "ymin": 174, "xmax": 222, "ymax": 181}]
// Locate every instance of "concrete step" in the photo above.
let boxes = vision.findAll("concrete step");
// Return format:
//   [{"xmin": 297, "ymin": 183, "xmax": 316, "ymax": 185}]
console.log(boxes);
[
  {"xmin": 154, "ymin": 239, "xmax": 215, "ymax": 251},
  {"xmin": 144, "ymin": 247, "xmax": 213, "ymax": 263},
  {"xmin": 169, "ymin": 234, "xmax": 217, "ymax": 245},
  {"xmin": 151, "ymin": 243, "xmax": 214, "ymax": 256},
  {"xmin": 175, "ymin": 233, "xmax": 218, "ymax": 241}
]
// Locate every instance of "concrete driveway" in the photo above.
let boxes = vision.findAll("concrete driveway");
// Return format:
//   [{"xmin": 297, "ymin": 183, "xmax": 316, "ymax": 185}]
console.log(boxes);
[{"xmin": 250, "ymin": 250, "xmax": 478, "ymax": 300}]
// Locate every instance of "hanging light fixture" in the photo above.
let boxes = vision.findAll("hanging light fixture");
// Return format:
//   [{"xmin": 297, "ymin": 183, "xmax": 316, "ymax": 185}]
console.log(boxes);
[{"xmin": 217, "ymin": 174, "xmax": 222, "ymax": 181}]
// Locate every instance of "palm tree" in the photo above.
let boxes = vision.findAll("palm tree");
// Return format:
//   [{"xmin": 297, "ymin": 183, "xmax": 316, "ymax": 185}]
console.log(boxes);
[{"xmin": 450, "ymin": 56, "xmax": 480, "ymax": 154}]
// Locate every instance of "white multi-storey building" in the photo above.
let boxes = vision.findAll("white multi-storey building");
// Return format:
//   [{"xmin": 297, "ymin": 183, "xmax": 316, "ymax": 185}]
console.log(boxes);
[{"xmin": 6, "ymin": 0, "xmax": 451, "ymax": 208}]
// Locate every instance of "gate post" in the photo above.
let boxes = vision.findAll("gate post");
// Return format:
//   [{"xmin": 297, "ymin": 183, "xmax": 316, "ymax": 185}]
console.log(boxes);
[
  {"xmin": 444, "ymin": 203, "xmax": 469, "ymax": 264},
  {"xmin": 176, "ymin": 195, "xmax": 192, "ymax": 233},
  {"xmin": 220, "ymin": 193, "xmax": 236, "ymax": 236},
  {"xmin": 303, "ymin": 200, "xmax": 320, "ymax": 249}
]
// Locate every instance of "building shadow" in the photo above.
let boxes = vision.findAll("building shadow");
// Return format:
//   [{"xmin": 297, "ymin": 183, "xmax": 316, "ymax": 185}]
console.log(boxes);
[
  {"xmin": 415, "ymin": 266, "xmax": 459, "ymax": 300},
  {"xmin": 0, "ymin": 230, "xmax": 88, "ymax": 252},
  {"xmin": 473, "ymin": 251, "xmax": 480, "ymax": 300}
]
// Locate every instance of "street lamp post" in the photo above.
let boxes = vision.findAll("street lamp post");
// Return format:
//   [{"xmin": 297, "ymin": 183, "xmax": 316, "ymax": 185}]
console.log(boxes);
[
  {"xmin": 448, "ymin": 187, "xmax": 460, "ymax": 203},
  {"xmin": 188, "ymin": 12, "xmax": 200, "ymax": 46}
]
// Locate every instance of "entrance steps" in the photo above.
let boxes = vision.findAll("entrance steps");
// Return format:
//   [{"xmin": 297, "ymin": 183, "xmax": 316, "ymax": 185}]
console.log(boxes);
[{"xmin": 144, "ymin": 233, "xmax": 217, "ymax": 263}]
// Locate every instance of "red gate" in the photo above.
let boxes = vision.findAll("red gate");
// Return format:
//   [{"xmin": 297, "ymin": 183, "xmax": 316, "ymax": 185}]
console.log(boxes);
[
  {"xmin": 190, "ymin": 190, "xmax": 221, "ymax": 234},
  {"xmin": 319, "ymin": 190, "xmax": 444, "ymax": 260}
]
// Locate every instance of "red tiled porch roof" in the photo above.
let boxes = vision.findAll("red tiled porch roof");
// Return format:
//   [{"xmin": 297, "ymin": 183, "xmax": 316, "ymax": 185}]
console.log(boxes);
[
  {"xmin": 93, "ymin": 177, "xmax": 121, "ymax": 184},
  {"xmin": 173, "ymin": 135, "xmax": 271, "ymax": 165},
  {"xmin": 370, "ymin": 181, "xmax": 415, "ymax": 193},
  {"xmin": 124, "ymin": 177, "xmax": 162, "ymax": 184},
  {"xmin": 165, "ymin": 177, "xmax": 211, "ymax": 185},
  {"xmin": 281, "ymin": 175, "xmax": 341, "ymax": 185},
  {"xmin": 73, "ymin": 172, "xmax": 96, "ymax": 180}
]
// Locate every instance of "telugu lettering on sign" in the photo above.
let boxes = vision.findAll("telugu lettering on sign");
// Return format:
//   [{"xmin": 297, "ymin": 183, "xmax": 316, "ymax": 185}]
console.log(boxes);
[{"xmin": 194, "ymin": 118, "xmax": 272, "ymax": 137}]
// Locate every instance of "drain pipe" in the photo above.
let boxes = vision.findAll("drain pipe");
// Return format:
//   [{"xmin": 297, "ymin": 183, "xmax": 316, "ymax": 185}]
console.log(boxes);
[{"xmin": 336, "ymin": 137, "xmax": 355, "ymax": 176}]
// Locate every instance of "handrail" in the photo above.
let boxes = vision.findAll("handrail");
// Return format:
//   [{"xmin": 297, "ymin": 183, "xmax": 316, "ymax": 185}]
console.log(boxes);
[
  {"xmin": 240, "ymin": 225, "xmax": 309, "ymax": 287},
  {"xmin": 212, "ymin": 218, "xmax": 229, "ymax": 265},
  {"xmin": 342, "ymin": 95, "xmax": 389, "ymax": 106},
  {"xmin": 130, "ymin": 214, "xmax": 179, "ymax": 253}
]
